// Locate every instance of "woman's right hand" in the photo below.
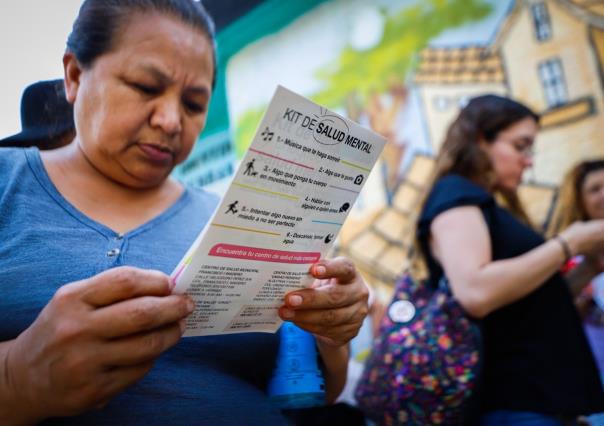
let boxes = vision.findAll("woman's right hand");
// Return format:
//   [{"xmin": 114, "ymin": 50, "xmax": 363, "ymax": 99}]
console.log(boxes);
[
  {"xmin": 0, "ymin": 266, "xmax": 193, "ymax": 424},
  {"xmin": 560, "ymin": 219, "xmax": 604, "ymax": 258}
]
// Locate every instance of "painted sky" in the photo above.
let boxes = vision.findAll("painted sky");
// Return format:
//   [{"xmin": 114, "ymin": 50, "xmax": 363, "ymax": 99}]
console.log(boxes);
[
  {"xmin": 226, "ymin": 0, "xmax": 514, "ymax": 123},
  {"xmin": 0, "ymin": 0, "xmax": 513, "ymax": 139},
  {"xmin": 0, "ymin": 1, "xmax": 83, "ymax": 139}
]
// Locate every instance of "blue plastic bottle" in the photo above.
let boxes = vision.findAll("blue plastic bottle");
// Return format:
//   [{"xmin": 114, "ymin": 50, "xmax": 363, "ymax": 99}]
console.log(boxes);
[{"xmin": 267, "ymin": 322, "xmax": 326, "ymax": 409}]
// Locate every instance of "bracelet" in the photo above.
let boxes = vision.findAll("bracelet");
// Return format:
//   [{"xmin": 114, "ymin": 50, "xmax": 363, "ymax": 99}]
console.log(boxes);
[{"xmin": 554, "ymin": 234, "xmax": 572, "ymax": 263}]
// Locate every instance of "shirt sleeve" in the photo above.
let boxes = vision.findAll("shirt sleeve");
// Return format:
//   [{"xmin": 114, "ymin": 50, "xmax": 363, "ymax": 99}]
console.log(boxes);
[
  {"xmin": 418, "ymin": 174, "xmax": 494, "ymax": 239},
  {"xmin": 415, "ymin": 174, "xmax": 495, "ymax": 285}
]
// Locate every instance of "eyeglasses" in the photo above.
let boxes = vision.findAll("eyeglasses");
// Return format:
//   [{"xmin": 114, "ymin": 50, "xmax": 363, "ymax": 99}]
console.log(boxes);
[{"xmin": 498, "ymin": 137, "xmax": 535, "ymax": 158}]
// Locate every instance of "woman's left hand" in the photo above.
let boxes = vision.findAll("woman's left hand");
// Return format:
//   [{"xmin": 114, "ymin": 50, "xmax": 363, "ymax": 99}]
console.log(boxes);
[{"xmin": 279, "ymin": 257, "xmax": 369, "ymax": 347}]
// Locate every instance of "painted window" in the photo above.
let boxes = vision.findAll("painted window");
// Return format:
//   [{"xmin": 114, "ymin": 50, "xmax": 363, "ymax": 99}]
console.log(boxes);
[
  {"xmin": 531, "ymin": 2, "xmax": 552, "ymax": 42},
  {"xmin": 538, "ymin": 58, "xmax": 568, "ymax": 108}
]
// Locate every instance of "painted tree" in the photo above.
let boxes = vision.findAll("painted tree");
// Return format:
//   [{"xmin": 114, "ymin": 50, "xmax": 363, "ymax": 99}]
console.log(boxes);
[
  {"xmin": 235, "ymin": 0, "xmax": 492, "ymax": 158},
  {"xmin": 314, "ymin": 0, "xmax": 491, "ymax": 187},
  {"xmin": 313, "ymin": 0, "xmax": 491, "ymax": 110}
]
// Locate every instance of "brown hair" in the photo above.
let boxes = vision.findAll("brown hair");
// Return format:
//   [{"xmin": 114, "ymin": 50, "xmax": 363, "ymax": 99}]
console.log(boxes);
[
  {"xmin": 547, "ymin": 159, "xmax": 604, "ymax": 236},
  {"xmin": 430, "ymin": 94, "xmax": 539, "ymax": 223},
  {"xmin": 410, "ymin": 95, "xmax": 539, "ymax": 278}
]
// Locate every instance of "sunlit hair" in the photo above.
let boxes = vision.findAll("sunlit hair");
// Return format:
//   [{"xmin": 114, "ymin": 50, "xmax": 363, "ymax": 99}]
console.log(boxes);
[
  {"xmin": 547, "ymin": 159, "xmax": 604, "ymax": 237},
  {"xmin": 411, "ymin": 95, "xmax": 539, "ymax": 277},
  {"xmin": 429, "ymin": 94, "xmax": 539, "ymax": 223}
]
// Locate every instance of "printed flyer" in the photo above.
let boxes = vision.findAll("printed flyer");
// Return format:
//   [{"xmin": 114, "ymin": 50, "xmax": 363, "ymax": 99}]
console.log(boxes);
[{"xmin": 172, "ymin": 86, "xmax": 386, "ymax": 336}]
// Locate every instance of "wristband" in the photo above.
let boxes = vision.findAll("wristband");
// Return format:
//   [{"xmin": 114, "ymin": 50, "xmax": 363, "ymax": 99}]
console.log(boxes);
[{"xmin": 554, "ymin": 235, "xmax": 572, "ymax": 263}]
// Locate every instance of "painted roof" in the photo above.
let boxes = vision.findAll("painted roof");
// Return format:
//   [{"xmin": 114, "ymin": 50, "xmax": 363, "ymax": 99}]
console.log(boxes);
[
  {"xmin": 414, "ymin": 46, "xmax": 505, "ymax": 85},
  {"xmin": 559, "ymin": 0, "xmax": 604, "ymax": 28}
]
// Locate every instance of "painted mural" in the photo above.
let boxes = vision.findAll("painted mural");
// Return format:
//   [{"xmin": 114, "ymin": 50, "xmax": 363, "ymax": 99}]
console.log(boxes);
[
  {"xmin": 178, "ymin": 0, "xmax": 604, "ymax": 290},
  {"xmin": 225, "ymin": 0, "xmax": 499, "ymax": 235},
  {"xmin": 227, "ymin": 0, "xmax": 495, "ymax": 184}
]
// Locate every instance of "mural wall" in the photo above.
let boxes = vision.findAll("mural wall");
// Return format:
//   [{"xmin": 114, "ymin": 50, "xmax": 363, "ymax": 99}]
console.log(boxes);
[{"xmin": 178, "ymin": 0, "xmax": 604, "ymax": 289}]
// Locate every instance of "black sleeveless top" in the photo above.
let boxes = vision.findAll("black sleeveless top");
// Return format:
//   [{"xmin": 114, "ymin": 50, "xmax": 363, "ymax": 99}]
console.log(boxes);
[{"xmin": 417, "ymin": 174, "xmax": 604, "ymax": 416}]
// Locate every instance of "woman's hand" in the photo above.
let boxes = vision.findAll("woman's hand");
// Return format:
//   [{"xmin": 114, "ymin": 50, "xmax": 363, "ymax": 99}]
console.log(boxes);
[
  {"xmin": 560, "ymin": 219, "xmax": 604, "ymax": 258},
  {"xmin": 0, "ymin": 267, "xmax": 194, "ymax": 424},
  {"xmin": 279, "ymin": 257, "xmax": 369, "ymax": 347}
]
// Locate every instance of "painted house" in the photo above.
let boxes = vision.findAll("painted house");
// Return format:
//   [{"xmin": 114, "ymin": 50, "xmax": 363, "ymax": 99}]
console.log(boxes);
[
  {"xmin": 414, "ymin": 0, "xmax": 604, "ymax": 185},
  {"xmin": 413, "ymin": 46, "xmax": 508, "ymax": 152}
]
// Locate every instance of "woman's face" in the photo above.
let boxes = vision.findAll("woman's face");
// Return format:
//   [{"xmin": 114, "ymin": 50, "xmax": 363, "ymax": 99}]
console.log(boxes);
[
  {"xmin": 64, "ymin": 12, "xmax": 214, "ymax": 188},
  {"xmin": 582, "ymin": 169, "xmax": 604, "ymax": 220},
  {"xmin": 484, "ymin": 117, "xmax": 538, "ymax": 192}
]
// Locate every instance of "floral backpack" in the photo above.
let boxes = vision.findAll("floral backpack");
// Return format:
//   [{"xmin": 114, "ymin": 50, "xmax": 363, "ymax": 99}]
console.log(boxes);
[{"xmin": 354, "ymin": 273, "xmax": 482, "ymax": 425}]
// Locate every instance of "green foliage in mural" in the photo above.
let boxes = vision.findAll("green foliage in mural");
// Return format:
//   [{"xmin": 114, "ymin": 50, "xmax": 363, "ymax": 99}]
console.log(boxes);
[
  {"xmin": 313, "ymin": 0, "xmax": 491, "ymax": 109},
  {"xmin": 234, "ymin": 106, "xmax": 266, "ymax": 158},
  {"xmin": 234, "ymin": 0, "xmax": 492, "ymax": 156}
]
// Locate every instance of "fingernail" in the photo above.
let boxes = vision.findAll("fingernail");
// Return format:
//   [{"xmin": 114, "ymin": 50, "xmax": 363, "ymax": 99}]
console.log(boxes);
[
  {"xmin": 186, "ymin": 298, "xmax": 195, "ymax": 313},
  {"xmin": 289, "ymin": 295, "xmax": 303, "ymax": 306},
  {"xmin": 179, "ymin": 319, "xmax": 187, "ymax": 334},
  {"xmin": 315, "ymin": 265, "xmax": 326, "ymax": 276},
  {"xmin": 281, "ymin": 308, "xmax": 295, "ymax": 319}
]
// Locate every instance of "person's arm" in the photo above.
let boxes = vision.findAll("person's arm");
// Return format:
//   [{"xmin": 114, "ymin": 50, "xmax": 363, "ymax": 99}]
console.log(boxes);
[
  {"xmin": 0, "ymin": 340, "xmax": 33, "ymax": 425},
  {"xmin": 280, "ymin": 258, "xmax": 369, "ymax": 403},
  {"xmin": 430, "ymin": 206, "xmax": 604, "ymax": 318},
  {"xmin": 0, "ymin": 267, "xmax": 193, "ymax": 424},
  {"xmin": 316, "ymin": 341, "xmax": 349, "ymax": 403}
]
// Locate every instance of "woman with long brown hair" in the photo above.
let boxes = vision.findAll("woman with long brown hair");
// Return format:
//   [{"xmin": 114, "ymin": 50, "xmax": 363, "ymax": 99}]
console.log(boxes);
[
  {"xmin": 549, "ymin": 159, "xmax": 604, "ymax": 230},
  {"xmin": 548, "ymin": 159, "xmax": 604, "ymax": 380},
  {"xmin": 416, "ymin": 95, "xmax": 604, "ymax": 424}
]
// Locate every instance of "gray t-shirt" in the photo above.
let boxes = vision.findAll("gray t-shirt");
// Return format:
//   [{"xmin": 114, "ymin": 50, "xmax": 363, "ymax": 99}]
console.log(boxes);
[{"xmin": 0, "ymin": 147, "xmax": 286, "ymax": 425}]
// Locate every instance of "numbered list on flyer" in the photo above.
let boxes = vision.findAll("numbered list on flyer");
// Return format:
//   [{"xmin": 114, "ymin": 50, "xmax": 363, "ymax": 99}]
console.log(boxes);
[{"xmin": 171, "ymin": 86, "xmax": 386, "ymax": 336}]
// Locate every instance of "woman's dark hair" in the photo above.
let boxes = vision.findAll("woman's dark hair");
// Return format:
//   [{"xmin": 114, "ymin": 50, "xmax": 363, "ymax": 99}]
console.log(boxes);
[
  {"xmin": 433, "ymin": 94, "xmax": 540, "ymax": 223},
  {"xmin": 411, "ymin": 94, "xmax": 540, "ymax": 278},
  {"xmin": 438, "ymin": 94, "xmax": 539, "ymax": 184},
  {"xmin": 66, "ymin": 0, "xmax": 216, "ymax": 88}
]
